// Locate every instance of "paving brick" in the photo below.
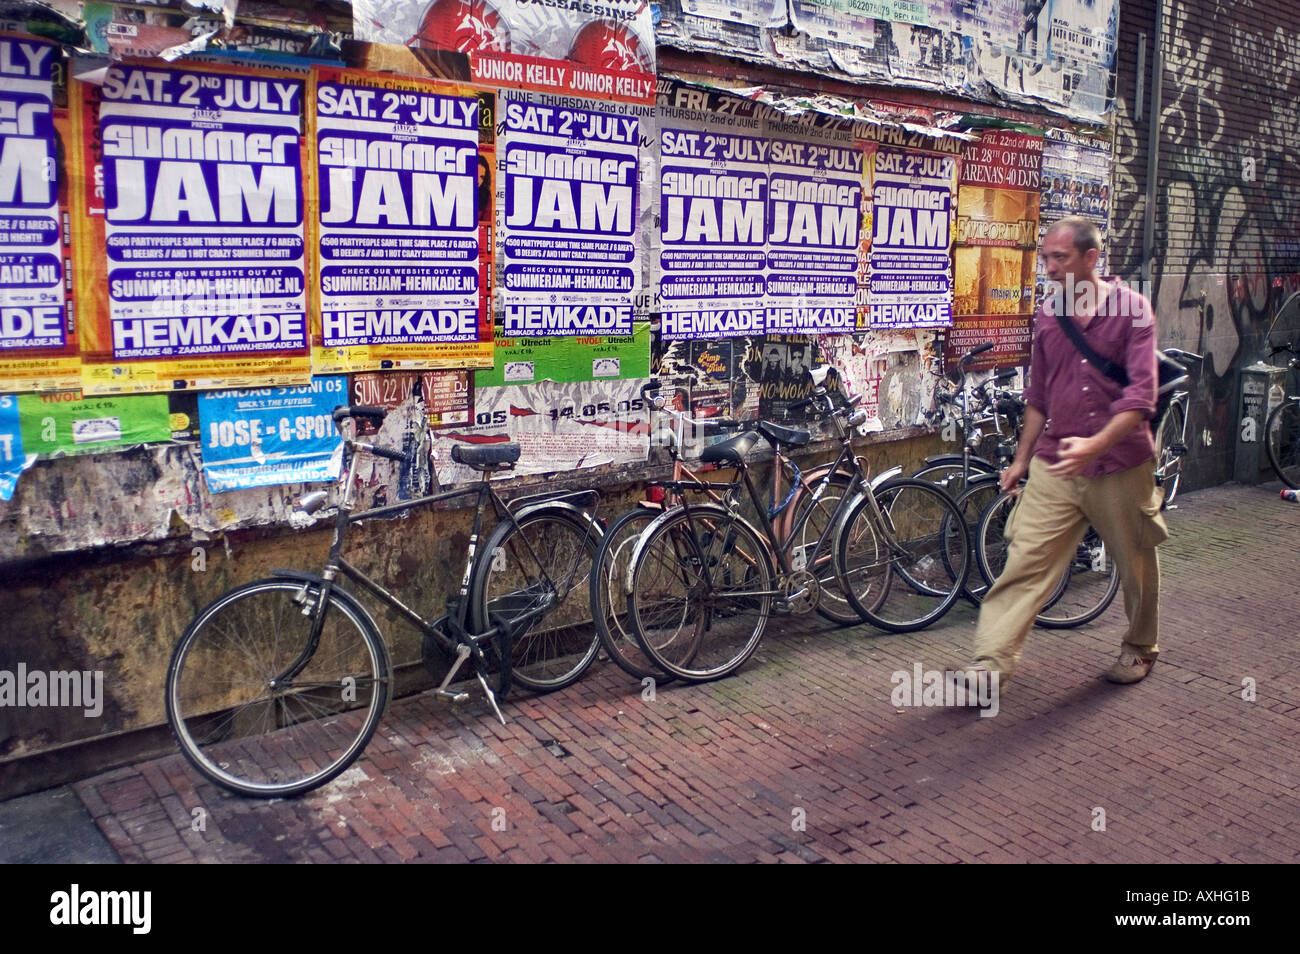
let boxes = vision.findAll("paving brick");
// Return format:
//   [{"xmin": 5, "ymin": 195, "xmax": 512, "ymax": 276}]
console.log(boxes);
[{"xmin": 42, "ymin": 484, "xmax": 1300, "ymax": 863}]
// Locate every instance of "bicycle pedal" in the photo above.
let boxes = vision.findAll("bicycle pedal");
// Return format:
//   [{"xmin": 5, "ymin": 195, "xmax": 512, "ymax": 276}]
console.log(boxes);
[{"xmin": 435, "ymin": 688, "xmax": 470, "ymax": 704}]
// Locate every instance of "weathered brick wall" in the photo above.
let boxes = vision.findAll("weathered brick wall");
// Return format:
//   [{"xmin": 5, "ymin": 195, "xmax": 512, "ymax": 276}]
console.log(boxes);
[{"xmin": 1113, "ymin": 0, "xmax": 1300, "ymax": 490}]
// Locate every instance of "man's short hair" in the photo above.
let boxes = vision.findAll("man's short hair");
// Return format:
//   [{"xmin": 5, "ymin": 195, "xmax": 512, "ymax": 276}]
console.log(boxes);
[{"xmin": 1046, "ymin": 216, "xmax": 1101, "ymax": 255}]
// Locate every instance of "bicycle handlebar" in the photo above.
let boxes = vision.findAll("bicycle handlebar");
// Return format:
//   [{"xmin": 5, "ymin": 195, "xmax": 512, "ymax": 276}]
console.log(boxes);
[
  {"xmin": 960, "ymin": 341, "xmax": 996, "ymax": 366},
  {"xmin": 332, "ymin": 405, "xmax": 387, "ymax": 425}
]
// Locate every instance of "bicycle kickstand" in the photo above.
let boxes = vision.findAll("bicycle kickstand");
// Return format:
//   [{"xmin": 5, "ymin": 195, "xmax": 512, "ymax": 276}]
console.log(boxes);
[{"xmin": 475, "ymin": 671, "xmax": 508, "ymax": 727}]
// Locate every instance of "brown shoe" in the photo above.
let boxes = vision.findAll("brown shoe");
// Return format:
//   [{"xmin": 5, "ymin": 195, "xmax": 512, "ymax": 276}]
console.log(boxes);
[{"xmin": 1106, "ymin": 650, "xmax": 1157, "ymax": 684}]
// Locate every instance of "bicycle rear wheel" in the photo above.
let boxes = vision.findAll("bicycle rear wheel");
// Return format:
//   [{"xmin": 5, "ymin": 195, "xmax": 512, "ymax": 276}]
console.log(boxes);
[
  {"xmin": 472, "ymin": 508, "xmax": 603, "ymax": 693},
  {"xmin": 166, "ymin": 579, "xmax": 390, "ymax": 798},
  {"xmin": 975, "ymin": 492, "xmax": 1118, "ymax": 628},
  {"xmin": 1265, "ymin": 398, "xmax": 1300, "ymax": 489},
  {"xmin": 590, "ymin": 506, "xmax": 675, "ymax": 682},
  {"xmin": 837, "ymin": 478, "xmax": 969, "ymax": 632},
  {"xmin": 952, "ymin": 479, "xmax": 1003, "ymax": 603},
  {"xmin": 628, "ymin": 506, "xmax": 774, "ymax": 682}
]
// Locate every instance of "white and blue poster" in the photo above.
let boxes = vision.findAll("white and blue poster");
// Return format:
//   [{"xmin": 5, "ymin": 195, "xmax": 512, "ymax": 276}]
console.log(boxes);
[
  {"xmin": 868, "ymin": 146, "xmax": 954, "ymax": 329},
  {"xmin": 198, "ymin": 375, "xmax": 345, "ymax": 492},
  {"xmin": 315, "ymin": 76, "xmax": 480, "ymax": 349},
  {"xmin": 764, "ymin": 136, "xmax": 860, "ymax": 335},
  {"xmin": 98, "ymin": 65, "xmax": 308, "ymax": 363},
  {"xmin": 0, "ymin": 393, "xmax": 29, "ymax": 500},
  {"xmin": 659, "ymin": 123, "xmax": 768, "ymax": 340},
  {"xmin": 502, "ymin": 92, "xmax": 640, "ymax": 337},
  {"xmin": 0, "ymin": 37, "xmax": 64, "ymax": 356}
]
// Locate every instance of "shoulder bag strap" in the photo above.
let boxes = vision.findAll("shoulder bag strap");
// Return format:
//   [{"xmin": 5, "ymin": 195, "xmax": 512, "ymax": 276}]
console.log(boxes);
[{"xmin": 1053, "ymin": 310, "xmax": 1129, "ymax": 387}]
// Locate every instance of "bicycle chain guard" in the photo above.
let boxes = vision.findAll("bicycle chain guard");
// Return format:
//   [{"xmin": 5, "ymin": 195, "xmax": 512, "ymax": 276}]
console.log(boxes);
[{"xmin": 779, "ymin": 569, "xmax": 820, "ymax": 615}]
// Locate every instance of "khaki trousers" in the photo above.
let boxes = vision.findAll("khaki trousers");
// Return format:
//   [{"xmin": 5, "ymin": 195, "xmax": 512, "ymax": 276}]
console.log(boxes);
[{"xmin": 974, "ymin": 456, "xmax": 1168, "ymax": 675}]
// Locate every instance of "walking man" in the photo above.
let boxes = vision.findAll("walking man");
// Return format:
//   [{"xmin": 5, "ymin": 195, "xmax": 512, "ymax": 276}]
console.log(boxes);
[{"xmin": 966, "ymin": 216, "xmax": 1168, "ymax": 688}]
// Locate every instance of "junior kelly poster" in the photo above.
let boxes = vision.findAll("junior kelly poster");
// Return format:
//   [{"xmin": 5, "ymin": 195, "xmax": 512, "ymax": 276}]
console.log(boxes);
[
  {"xmin": 501, "ymin": 90, "xmax": 640, "ymax": 337},
  {"xmin": 309, "ymin": 67, "xmax": 492, "ymax": 372},
  {"xmin": 78, "ymin": 63, "xmax": 312, "ymax": 395},
  {"xmin": 0, "ymin": 35, "xmax": 76, "ymax": 392}
]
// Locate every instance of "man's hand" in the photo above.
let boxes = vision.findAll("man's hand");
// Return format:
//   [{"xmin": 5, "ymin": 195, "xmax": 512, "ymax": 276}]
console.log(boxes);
[
  {"xmin": 1000, "ymin": 458, "xmax": 1029, "ymax": 494},
  {"xmin": 1046, "ymin": 411, "xmax": 1145, "ymax": 478},
  {"xmin": 1046, "ymin": 435, "xmax": 1102, "ymax": 477}
]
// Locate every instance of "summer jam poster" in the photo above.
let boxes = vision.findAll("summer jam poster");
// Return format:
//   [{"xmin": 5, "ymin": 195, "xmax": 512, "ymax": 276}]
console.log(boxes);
[
  {"xmin": 73, "ymin": 63, "xmax": 314, "ymax": 395},
  {"xmin": 307, "ymin": 66, "xmax": 492, "ymax": 372},
  {"xmin": 500, "ymin": 90, "xmax": 641, "ymax": 336},
  {"xmin": 0, "ymin": 35, "xmax": 79, "ymax": 392}
]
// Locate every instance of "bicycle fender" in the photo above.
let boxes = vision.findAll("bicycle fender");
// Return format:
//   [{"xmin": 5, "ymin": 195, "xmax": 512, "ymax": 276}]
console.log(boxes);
[
  {"xmin": 869, "ymin": 465, "xmax": 904, "ymax": 491},
  {"xmin": 465, "ymin": 501, "xmax": 604, "ymax": 597},
  {"xmin": 915, "ymin": 454, "xmax": 996, "ymax": 472},
  {"xmin": 510, "ymin": 498, "xmax": 605, "ymax": 533},
  {"xmin": 266, "ymin": 570, "xmax": 386, "ymax": 649}
]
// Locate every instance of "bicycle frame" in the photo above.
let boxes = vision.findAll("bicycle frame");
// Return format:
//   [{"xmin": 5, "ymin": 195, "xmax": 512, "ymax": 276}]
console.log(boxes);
[{"xmin": 284, "ymin": 440, "xmax": 596, "ymax": 715}]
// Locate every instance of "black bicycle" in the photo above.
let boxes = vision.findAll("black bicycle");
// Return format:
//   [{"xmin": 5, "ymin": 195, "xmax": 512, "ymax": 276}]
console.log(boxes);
[{"xmin": 165, "ymin": 405, "xmax": 602, "ymax": 798}]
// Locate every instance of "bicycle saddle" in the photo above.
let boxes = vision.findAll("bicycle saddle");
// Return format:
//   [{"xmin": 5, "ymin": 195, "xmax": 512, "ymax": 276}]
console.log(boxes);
[
  {"xmin": 699, "ymin": 431, "xmax": 761, "ymax": 465},
  {"xmin": 756, "ymin": 421, "xmax": 811, "ymax": 448},
  {"xmin": 451, "ymin": 442, "xmax": 521, "ymax": 470}
]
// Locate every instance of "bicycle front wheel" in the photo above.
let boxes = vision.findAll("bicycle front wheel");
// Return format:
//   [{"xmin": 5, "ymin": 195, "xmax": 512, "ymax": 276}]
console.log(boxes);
[
  {"xmin": 976, "ymin": 493, "xmax": 1118, "ymax": 628},
  {"xmin": 166, "ymin": 579, "xmax": 390, "ymax": 798},
  {"xmin": 838, "ymin": 478, "xmax": 970, "ymax": 632},
  {"xmin": 472, "ymin": 508, "xmax": 603, "ymax": 693},
  {"xmin": 590, "ymin": 506, "xmax": 675, "ymax": 682},
  {"xmin": 628, "ymin": 507, "xmax": 775, "ymax": 682},
  {"xmin": 1154, "ymin": 401, "xmax": 1187, "ymax": 505},
  {"xmin": 1265, "ymin": 398, "xmax": 1300, "ymax": 489}
]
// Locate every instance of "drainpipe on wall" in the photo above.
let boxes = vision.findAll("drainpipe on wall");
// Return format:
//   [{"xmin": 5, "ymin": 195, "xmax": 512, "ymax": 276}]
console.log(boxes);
[{"xmin": 1141, "ymin": 0, "xmax": 1166, "ymax": 284}]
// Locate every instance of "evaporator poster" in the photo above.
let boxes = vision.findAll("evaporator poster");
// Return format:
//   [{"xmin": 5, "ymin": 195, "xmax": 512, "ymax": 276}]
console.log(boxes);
[
  {"xmin": 79, "ymin": 63, "xmax": 312, "ymax": 394},
  {"xmin": 951, "ymin": 129, "xmax": 1042, "ymax": 370},
  {"xmin": 309, "ymin": 67, "xmax": 491, "ymax": 372}
]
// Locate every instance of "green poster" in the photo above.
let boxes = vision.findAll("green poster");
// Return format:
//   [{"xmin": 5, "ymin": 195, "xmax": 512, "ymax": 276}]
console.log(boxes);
[
  {"xmin": 18, "ymin": 392, "xmax": 173, "ymax": 456},
  {"xmin": 476, "ymin": 322, "xmax": 651, "ymax": 388}
]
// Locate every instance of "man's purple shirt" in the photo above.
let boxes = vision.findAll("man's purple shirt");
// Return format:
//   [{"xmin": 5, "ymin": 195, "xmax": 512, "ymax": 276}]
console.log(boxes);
[{"xmin": 1022, "ymin": 279, "xmax": 1158, "ymax": 477}]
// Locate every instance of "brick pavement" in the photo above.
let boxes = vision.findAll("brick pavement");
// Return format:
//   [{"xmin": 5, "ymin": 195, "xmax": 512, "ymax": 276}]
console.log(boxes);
[{"xmin": 57, "ymin": 483, "xmax": 1300, "ymax": 862}]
